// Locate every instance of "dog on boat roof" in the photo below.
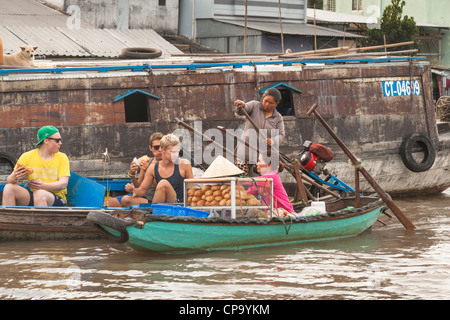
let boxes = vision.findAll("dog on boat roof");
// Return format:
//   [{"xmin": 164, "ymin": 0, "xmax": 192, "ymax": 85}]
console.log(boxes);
[{"xmin": 3, "ymin": 45, "xmax": 38, "ymax": 67}]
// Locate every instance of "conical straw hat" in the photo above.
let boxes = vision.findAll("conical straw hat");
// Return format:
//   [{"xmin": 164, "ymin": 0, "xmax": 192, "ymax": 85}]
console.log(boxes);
[{"xmin": 202, "ymin": 155, "xmax": 244, "ymax": 178}]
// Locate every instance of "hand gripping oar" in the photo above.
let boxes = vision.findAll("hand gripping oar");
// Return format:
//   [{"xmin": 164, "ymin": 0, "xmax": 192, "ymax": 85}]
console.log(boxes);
[{"xmin": 307, "ymin": 103, "xmax": 415, "ymax": 230}]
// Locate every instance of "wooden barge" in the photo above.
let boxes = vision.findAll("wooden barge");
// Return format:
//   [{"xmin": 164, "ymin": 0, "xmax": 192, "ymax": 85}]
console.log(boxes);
[{"xmin": 1, "ymin": 55, "xmax": 449, "ymax": 196}]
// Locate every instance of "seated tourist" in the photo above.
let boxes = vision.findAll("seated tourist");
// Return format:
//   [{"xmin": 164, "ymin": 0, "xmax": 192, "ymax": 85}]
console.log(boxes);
[
  {"xmin": 121, "ymin": 133, "xmax": 193, "ymax": 206},
  {"xmin": 104, "ymin": 132, "xmax": 163, "ymax": 207},
  {"xmin": 2, "ymin": 125, "xmax": 70, "ymax": 207}
]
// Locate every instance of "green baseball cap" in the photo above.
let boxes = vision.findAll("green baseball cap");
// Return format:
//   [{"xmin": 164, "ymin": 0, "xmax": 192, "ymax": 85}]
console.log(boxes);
[{"xmin": 35, "ymin": 125, "xmax": 59, "ymax": 147}]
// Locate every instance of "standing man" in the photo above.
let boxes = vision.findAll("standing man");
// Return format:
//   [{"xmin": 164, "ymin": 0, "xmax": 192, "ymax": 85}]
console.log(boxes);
[{"xmin": 2, "ymin": 125, "xmax": 70, "ymax": 207}]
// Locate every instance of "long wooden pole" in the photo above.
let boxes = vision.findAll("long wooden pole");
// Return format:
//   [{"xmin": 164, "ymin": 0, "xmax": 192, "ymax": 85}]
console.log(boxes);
[
  {"xmin": 244, "ymin": 0, "xmax": 247, "ymax": 54},
  {"xmin": 235, "ymin": 110, "xmax": 340, "ymax": 199},
  {"xmin": 0, "ymin": 37, "xmax": 3, "ymax": 65},
  {"xmin": 280, "ymin": 41, "xmax": 414, "ymax": 59},
  {"xmin": 307, "ymin": 103, "xmax": 415, "ymax": 230},
  {"xmin": 278, "ymin": 0, "xmax": 284, "ymax": 53},
  {"xmin": 175, "ymin": 118, "xmax": 235, "ymax": 159}
]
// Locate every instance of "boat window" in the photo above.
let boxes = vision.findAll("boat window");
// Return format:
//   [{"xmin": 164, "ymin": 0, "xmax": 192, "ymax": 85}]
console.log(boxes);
[
  {"xmin": 277, "ymin": 88, "xmax": 295, "ymax": 116},
  {"xmin": 124, "ymin": 92, "xmax": 150, "ymax": 123}
]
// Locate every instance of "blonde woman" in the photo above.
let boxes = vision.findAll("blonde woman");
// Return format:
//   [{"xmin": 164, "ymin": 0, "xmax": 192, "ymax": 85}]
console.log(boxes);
[{"xmin": 122, "ymin": 134, "xmax": 193, "ymax": 205}]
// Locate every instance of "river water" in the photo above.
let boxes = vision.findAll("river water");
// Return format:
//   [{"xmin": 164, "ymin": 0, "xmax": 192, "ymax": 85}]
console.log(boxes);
[{"xmin": 0, "ymin": 189, "xmax": 449, "ymax": 302}]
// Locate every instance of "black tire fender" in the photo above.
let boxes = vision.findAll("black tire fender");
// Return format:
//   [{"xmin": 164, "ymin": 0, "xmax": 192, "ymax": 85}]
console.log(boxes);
[
  {"xmin": 400, "ymin": 132, "xmax": 436, "ymax": 172},
  {"xmin": 0, "ymin": 151, "xmax": 16, "ymax": 172},
  {"xmin": 86, "ymin": 211, "xmax": 134, "ymax": 243},
  {"xmin": 119, "ymin": 47, "xmax": 162, "ymax": 59}
]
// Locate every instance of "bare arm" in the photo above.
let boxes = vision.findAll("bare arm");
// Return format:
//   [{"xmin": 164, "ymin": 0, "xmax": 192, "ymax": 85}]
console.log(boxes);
[
  {"xmin": 133, "ymin": 164, "xmax": 155, "ymax": 197},
  {"xmin": 27, "ymin": 176, "xmax": 69, "ymax": 191},
  {"xmin": 180, "ymin": 159, "xmax": 194, "ymax": 179}
]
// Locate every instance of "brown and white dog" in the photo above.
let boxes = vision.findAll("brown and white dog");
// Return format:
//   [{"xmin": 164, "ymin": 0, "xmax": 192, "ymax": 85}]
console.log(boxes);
[{"xmin": 3, "ymin": 45, "xmax": 38, "ymax": 67}]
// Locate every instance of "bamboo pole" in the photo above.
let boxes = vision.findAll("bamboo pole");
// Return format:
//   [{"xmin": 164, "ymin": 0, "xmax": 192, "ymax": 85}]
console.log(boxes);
[
  {"xmin": 314, "ymin": 5, "xmax": 317, "ymax": 51},
  {"xmin": 234, "ymin": 109, "xmax": 341, "ymax": 199},
  {"xmin": 175, "ymin": 118, "xmax": 235, "ymax": 160},
  {"xmin": 279, "ymin": 41, "xmax": 415, "ymax": 59},
  {"xmin": 278, "ymin": 0, "xmax": 284, "ymax": 53},
  {"xmin": 244, "ymin": 0, "xmax": 247, "ymax": 54},
  {"xmin": 279, "ymin": 46, "xmax": 350, "ymax": 58},
  {"xmin": 307, "ymin": 103, "xmax": 415, "ymax": 230},
  {"xmin": 348, "ymin": 41, "xmax": 414, "ymax": 53},
  {"xmin": 0, "ymin": 37, "xmax": 3, "ymax": 65}
]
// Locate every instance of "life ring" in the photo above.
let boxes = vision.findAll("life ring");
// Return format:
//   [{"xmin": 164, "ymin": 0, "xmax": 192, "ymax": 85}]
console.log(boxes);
[
  {"xmin": 86, "ymin": 211, "xmax": 134, "ymax": 243},
  {"xmin": 119, "ymin": 47, "xmax": 162, "ymax": 59},
  {"xmin": 400, "ymin": 132, "xmax": 436, "ymax": 172}
]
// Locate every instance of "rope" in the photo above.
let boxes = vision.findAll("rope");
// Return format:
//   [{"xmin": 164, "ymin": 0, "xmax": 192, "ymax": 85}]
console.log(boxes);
[
  {"xmin": 249, "ymin": 177, "xmax": 277, "ymax": 215},
  {"xmin": 348, "ymin": 158, "xmax": 363, "ymax": 170},
  {"xmin": 276, "ymin": 214, "xmax": 292, "ymax": 235}
]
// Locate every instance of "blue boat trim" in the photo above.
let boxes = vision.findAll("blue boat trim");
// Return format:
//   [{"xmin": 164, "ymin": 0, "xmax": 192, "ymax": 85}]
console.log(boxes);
[
  {"xmin": 259, "ymin": 82, "xmax": 302, "ymax": 94},
  {"xmin": 0, "ymin": 57, "xmax": 426, "ymax": 76},
  {"xmin": 113, "ymin": 89, "xmax": 159, "ymax": 102}
]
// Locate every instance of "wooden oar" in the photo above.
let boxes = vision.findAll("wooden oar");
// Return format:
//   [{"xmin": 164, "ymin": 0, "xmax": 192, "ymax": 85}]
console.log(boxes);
[
  {"xmin": 175, "ymin": 118, "xmax": 235, "ymax": 159},
  {"xmin": 307, "ymin": 103, "xmax": 415, "ymax": 230},
  {"xmin": 222, "ymin": 117, "xmax": 341, "ymax": 200},
  {"xmin": 238, "ymin": 107, "xmax": 292, "ymax": 165},
  {"xmin": 217, "ymin": 125, "xmax": 259, "ymax": 154},
  {"xmin": 0, "ymin": 37, "xmax": 3, "ymax": 65}
]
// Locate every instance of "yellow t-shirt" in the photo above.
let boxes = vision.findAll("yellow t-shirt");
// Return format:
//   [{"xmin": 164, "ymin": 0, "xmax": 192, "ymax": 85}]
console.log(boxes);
[{"xmin": 16, "ymin": 149, "xmax": 70, "ymax": 202}]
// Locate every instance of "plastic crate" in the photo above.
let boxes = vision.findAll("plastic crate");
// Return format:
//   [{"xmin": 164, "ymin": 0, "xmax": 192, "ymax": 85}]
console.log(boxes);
[{"xmin": 152, "ymin": 204, "xmax": 209, "ymax": 218}]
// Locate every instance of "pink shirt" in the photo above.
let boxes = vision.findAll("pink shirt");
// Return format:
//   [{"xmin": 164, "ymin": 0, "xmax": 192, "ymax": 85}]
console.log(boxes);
[{"xmin": 246, "ymin": 171, "xmax": 294, "ymax": 213}]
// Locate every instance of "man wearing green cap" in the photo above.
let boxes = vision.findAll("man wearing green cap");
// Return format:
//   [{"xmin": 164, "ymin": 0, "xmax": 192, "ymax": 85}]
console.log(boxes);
[{"xmin": 2, "ymin": 125, "xmax": 70, "ymax": 207}]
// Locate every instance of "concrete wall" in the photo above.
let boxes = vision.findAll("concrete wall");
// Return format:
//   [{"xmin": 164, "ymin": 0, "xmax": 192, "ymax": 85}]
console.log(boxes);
[{"xmin": 43, "ymin": 0, "xmax": 179, "ymax": 33}]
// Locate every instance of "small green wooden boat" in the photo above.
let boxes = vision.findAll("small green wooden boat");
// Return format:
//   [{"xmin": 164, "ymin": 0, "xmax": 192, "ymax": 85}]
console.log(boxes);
[{"xmin": 86, "ymin": 196, "xmax": 386, "ymax": 253}]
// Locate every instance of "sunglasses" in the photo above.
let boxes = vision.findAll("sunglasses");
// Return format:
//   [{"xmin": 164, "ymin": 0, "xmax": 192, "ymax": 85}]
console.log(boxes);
[
  {"xmin": 47, "ymin": 138, "xmax": 62, "ymax": 143},
  {"xmin": 151, "ymin": 145, "xmax": 161, "ymax": 150}
]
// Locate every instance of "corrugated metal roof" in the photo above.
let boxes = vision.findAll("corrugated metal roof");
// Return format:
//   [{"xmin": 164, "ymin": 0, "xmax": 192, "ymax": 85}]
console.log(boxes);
[
  {"xmin": 0, "ymin": 0, "xmax": 93, "ymax": 28},
  {"xmin": 0, "ymin": 0, "xmax": 183, "ymax": 58},
  {"xmin": 215, "ymin": 19, "xmax": 364, "ymax": 38},
  {"xmin": 1, "ymin": 26, "xmax": 183, "ymax": 58}
]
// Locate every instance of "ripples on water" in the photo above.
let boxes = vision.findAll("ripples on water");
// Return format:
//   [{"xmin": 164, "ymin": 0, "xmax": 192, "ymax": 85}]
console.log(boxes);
[{"xmin": 0, "ymin": 190, "xmax": 449, "ymax": 300}]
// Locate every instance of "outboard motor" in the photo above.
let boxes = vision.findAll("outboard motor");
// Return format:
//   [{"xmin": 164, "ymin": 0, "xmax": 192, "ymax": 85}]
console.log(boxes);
[{"xmin": 298, "ymin": 140, "xmax": 334, "ymax": 175}]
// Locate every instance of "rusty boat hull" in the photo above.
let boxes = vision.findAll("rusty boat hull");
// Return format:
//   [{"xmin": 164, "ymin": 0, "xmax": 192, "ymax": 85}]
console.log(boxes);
[{"xmin": 1, "ymin": 56, "xmax": 449, "ymax": 196}]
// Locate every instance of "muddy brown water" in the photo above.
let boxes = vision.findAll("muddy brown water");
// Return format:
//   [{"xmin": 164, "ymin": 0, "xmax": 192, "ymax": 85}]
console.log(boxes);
[{"xmin": 0, "ymin": 189, "xmax": 449, "ymax": 301}]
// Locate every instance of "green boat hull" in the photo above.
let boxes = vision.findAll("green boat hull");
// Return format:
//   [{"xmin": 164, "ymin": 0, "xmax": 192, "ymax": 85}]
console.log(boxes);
[{"xmin": 90, "ymin": 197, "xmax": 385, "ymax": 253}]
